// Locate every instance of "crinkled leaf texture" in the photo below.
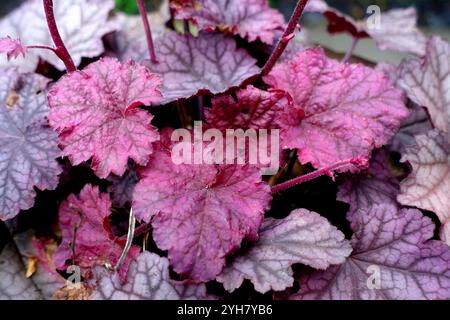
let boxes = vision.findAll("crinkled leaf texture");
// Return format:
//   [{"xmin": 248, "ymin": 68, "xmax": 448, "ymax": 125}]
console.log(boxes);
[
  {"xmin": 264, "ymin": 48, "xmax": 408, "ymax": 170},
  {"xmin": 0, "ymin": 0, "xmax": 117, "ymax": 71},
  {"xmin": 0, "ymin": 68, "xmax": 61, "ymax": 221},
  {"xmin": 216, "ymin": 209, "xmax": 352, "ymax": 294},
  {"xmin": 172, "ymin": 0, "xmax": 285, "ymax": 45},
  {"xmin": 337, "ymin": 150, "xmax": 400, "ymax": 225},
  {"xmin": 53, "ymin": 184, "xmax": 140, "ymax": 280},
  {"xmin": 0, "ymin": 241, "xmax": 43, "ymax": 299},
  {"xmin": 397, "ymin": 130, "xmax": 450, "ymax": 233},
  {"xmin": 133, "ymin": 145, "xmax": 272, "ymax": 282},
  {"xmin": 93, "ymin": 252, "xmax": 210, "ymax": 300},
  {"xmin": 144, "ymin": 32, "xmax": 260, "ymax": 104},
  {"xmin": 398, "ymin": 37, "xmax": 450, "ymax": 140},
  {"xmin": 294, "ymin": 204, "xmax": 450, "ymax": 300},
  {"xmin": 205, "ymin": 85, "xmax": 287, "ymax": 131},
  {"xmin": 48, "ymin": 57, "xmax": 162, "ymax": 179}
]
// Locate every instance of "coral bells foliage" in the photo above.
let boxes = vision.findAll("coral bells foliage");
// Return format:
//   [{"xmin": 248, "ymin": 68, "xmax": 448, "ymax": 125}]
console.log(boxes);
[{"xmin": 0, "ymin": 0, "xmax": 449, "ymax": 301}]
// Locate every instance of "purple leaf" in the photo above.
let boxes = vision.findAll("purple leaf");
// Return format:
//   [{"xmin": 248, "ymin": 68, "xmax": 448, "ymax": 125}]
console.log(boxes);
[
  {"xmin": 398, "ymin": 37, "xmax": 450, "ymax": 140},
  {"xmin": 217, "ymin": 209, "xmax": 352, "ymax": 293},
  {"xmin": 0, "ymin": 241, "xmax": 43, "ymax": 299},
  {"xmin": 264, "ymin": 48, "xmax": 408, "ymax": 170},
  {"xmin": 48, "ymin": 57, "xmax": 162, "ymax": 179},
  {"xmin": 93, "ymin": 252, "xmax": 210, "ymax": 300},
  {"xmin": 53, "ymin": 184, "xmax": 140, "ymax": 281},
  {"xmin": 397, "ymin": 130, "xmax": 450, "ymax": 230},
  {"xmin": 294, "ymin": 204, "xmax": 450, "ymax": 300},
  {"xmin": 0, "ymin": 68, "xmax": 61, "ymax": 221},
  {"xmin": 0, "ymin": 0, "xmax": 117, "ymax": 71},
  {"xmin": 145, "ymin": 32, "xmax": 260, "ymax": 104},
  {"xmin": 133, "ymin": 144, "xmax": 272, "ymax": 281},
  {"xmin": 107, "ymin": 162, "xmax": 138, "ymax": 207},
  {"xmin": 172, "ymin": 0, "xmax": 285, "ymax": 45},
  {"xmin": 337, "ymin": 150, "xmax": 400, "ymax": 226}
]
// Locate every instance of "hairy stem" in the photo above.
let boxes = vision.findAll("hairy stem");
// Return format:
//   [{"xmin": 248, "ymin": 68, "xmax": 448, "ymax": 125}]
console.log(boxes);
[
  {"xmin": 137, "ymin": 0, "xmax": 158, "ymax": 64},
  {"xmin": 261, "ymin": 0, "xmax": 310, "ymax": 76},
  {"xmin": 43, "ymin": 0, "xmax": 76, "ymax": 72},
  {"xmin": 271, "ymin": 157, "xmax": 368, "ymax": 193},
  {"xmin": 341, "ymin": 36, "xmax": 359, "ymax": 63}
]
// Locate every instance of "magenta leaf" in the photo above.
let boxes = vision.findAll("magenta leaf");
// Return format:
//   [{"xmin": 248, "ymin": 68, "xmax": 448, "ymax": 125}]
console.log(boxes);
[
  {"xmin": 53, "ymin": 184, "xmax": 140, "ymax": 280},
  {"xmin": 264, "ymin": 48, "xmax": 408, "ymax": 170},
  {"xmin": 172, "ymin": 0, "xmax": 285, "ymax": 45},
  {"xmin": 216, "ymin": 209, "xmax": 352, "ymax": 294},
  {"xmin": 205, "ymin": 85, "xmax": 287, "ymax": 130},
  {"xmin": 397, "ymin": 130, "xmax": 450, "ymax": 232},
  {"xmin": 398, "ymin": 37, "xmax": 450, "ymax": 140},
  {"xmin": 93, "ymin": 252, "xmax": 210, "ymax": 300},
  {"xmin": 0, "ymin": 0, "xmax": 117, "ymax": 71},
  {"xmin": 0, "ymin": 36, "xmax": 27, "ymax": 60},
  {"xmin": 337, "ymin": 150, "xmax": 400, "ymax": 226},
  {"xmin": 144, "ymin": 32, "xmax": 260, "ymax": 104},
  {"xmin": 0, "ymin": 241, "xmax": 43, "ymax": 300},
  {"xmin": 0, "ymin": 68, "xmax": 61, "ymax": 221},
  {"xmin": 48, "ymin": 57, "xmax": 162, "ymax": 179},
  {"xmin": 294, "ymin": 204, "xmax": 450, "ymax": 300},
  {"xmin": 133, "ymin": 145, "xmax": 272, "ymax": 281}
]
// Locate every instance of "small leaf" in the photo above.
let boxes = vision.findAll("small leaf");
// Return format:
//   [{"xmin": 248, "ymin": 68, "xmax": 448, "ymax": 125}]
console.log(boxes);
[
  {"xmin": 217, "ymin": 209, "xmax": 352, "ymax": 294},
  {"xmin": 93, "ymin": 252, "xmax": 210, "ymax": 300},
  {"xmin": 48, "ymin": 57, "xmax": 162, "ymax": 179}
]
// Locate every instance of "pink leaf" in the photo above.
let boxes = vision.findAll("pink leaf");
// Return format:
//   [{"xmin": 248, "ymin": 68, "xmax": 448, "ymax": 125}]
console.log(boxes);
[
  {"xmin": 93, "ymin": 252, "xmax": 210, "ymax": 300},
  {"xmin": 53, "ymin": 184, "xmax": 140, "ymax": 280},
  {"xmin": 397, "ymin": 130, "xmax": 450, "ymax": 231},
  {"xmin": 264, "ymin": 48, "xmax": 408, "ymax": 170},
  {"xmin": 442, "ymin": 222, "xmax": 450, "ymax": 246},
  {"xmin": 217, "ymin": 209, "xmax": 351, "ymax": 294},
  {"xmin": 293, "ymin": 204, "xmax": 450, "ymax": 300},
  {"xmin": 0, "ymin": 36, "xmax": 27, "ymax": 60},
  {"xmin": 172, "ymin": 0, "xmax": 285, "ymax": 45},
  {"xmin": 48, "ymin": 57, "xmax": 162, "ymax": 179},
  {"xmin": 133, "ymin": 144, "xmax": 272, "ymax": 281},
  {"xmin": 398, "ymin": 37, "xmax": 450, "ymax": 140},
  {"xmin": 144, "ymin": 32, "xmax": 260, "ymax": 104},
  {"xmin": 0, "ymin": 68, "xmax": 61, "ymax": 221},
  {"xmin": 205, "ymin": 85, "xmax": 287, "ymax": 130},
  {"xmin": 0, "ymin": 0, "xmax": 117, "ymax": 71}
]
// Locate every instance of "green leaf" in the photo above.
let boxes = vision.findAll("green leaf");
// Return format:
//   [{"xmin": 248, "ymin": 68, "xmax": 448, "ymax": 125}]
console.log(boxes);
[{"xmin": 115, "ymin": 0, "xmax": 139, "ymax": 15}]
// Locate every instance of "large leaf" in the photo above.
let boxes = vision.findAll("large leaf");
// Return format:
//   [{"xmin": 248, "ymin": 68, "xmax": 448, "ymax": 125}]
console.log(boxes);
[
  {"xmin": 144, "ymin": 32, "xmax": 260, "ymax": 104},
  {"xmin": 172, "ymin": 0, "xmax": 285, "ymax": 44},
  {"xmin": 48, "ymin": 57, "xmax": 162, "ymax": 179},
  {"xmin": 264, "ymin": 48, "xmax": 408, "ymax": 170},
  {"xmin": 93, "ymin": 252, "xmax": 210, "ymax": 300},
  {"xmin": 217, "ymin": 209, "xmax": 351, "ymax": 293},
  {"xmin": 133, "ymin": 144, "xmax": 272, "ymax": 281},
  {"xmin": 397, "ymin": 130, "xmax": 450, "ymax": 230},
  {"xmin": 0, "ymin": 68, "xmax": 61, "ymax": 221},
  {"xmin": 294, "ymin": 204, "xmax": 450, "ymax": 300},
  {"xmin": 398, "ymin": 36, "xmax": 450, "ymax": 140},
  {"xmin": 0, "ymin": 0, "xmax": 117, "ymax": 71}
]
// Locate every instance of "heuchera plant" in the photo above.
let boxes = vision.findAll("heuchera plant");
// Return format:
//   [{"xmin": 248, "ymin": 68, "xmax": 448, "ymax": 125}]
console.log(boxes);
[{"xmin": 0, "ymin": 0, "xmax": 449, "ymax": 300}]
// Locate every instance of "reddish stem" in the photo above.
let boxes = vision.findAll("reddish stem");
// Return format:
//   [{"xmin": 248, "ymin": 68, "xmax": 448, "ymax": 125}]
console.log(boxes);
[
  {"xmin": 341, "ymin": 36, "xmax": 359, "ymax": 63},
  {"xmin": 43, "ymin": 0, "xmax": 76, "ymax": 72},
  {"xmin": 261, "ymin": 0, "xmax": 310, "ymax": 76},
  {"xmin": 27, "ymin": 45, "xmax": 58, "ymax": 54},
  {"xmin": 137, "ymin": 0, "xmax": 158, "ymax": 64},
  {"xmin": 271, "ymin": 157, "xmax": 369, "ymax": 193}
]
